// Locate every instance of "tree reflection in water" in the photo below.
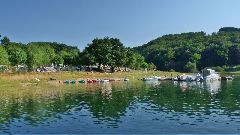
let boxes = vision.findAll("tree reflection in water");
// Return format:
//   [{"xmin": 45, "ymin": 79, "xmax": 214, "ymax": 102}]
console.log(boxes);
[{"xmin": 0, "ymin": 78, "xmax": 240, "ymax": 133}]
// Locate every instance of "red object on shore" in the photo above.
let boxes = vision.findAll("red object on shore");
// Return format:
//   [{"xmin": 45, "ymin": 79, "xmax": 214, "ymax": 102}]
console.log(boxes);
[
  {"xmin": 87, "ymin": 79, "xmax": 93, "ymax": 83},
  {"xmin": 92, "ymin": 79, "xmax": 100, "ymax": 83},
  {"xmin": 108, "ymin": 79, "xmax": 115, "ymax": 82}
]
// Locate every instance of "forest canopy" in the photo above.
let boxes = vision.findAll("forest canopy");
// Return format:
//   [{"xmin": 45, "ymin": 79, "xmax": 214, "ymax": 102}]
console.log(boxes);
[
  {"xmin": 134, "ymin": 27, "xmax": 240, "ymax": 72},
  {"xmin": 0, "ymin": 36, "xmax": 149, "ymax": 72},
  {"xmin": 1, "ymin": 27, "xmax": 240, "ymax": 72}
]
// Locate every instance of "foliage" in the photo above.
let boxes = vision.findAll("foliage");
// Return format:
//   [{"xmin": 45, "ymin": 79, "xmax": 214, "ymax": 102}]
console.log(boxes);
[
  {"xmin": 15, "ymin": 42, "xmax": 78, "ymax": 70},
  {"xmin": 0, "ymin": 46, "xmax": 9, "ymax": 65},
  {"xmin": 6, "ymin": 43, "xmax": 27, "ymax": 66},
  {"xmin": 80, "ymin": 37, "xmax": 147, "ymax": 71},
  {"xmin": 148, "ymin": 62, "xmax": 156, "ymax": 70},
  {"xmin": 4, "ymin": 26, "xmax": 240, "ymax": 72},
  {"xmin": 134, "ymin": 27, "xmax": 240, "ymax": 72},
  {"xmin": 0, "ymin": 35, "xmax": 146, "ymax": 71},
  {"xmin": 184, "ymin": 62, "xmax": 197, "ymax": 72},
  {"xmin": 0, "ymin": 36, "xmax": 10, "ymax": 46},
  {"xmin": 83, "ymin": 37, "xmax": 125, "ymax": 68},
  {"xmin": 53, "ymin": 55, "xmax": 64, "ymax": 66},
  {"xmin": 211, "ymin": 66, "xmax": 225, "ymax": 73},
  {"xmin": 124, "ymin": 49, "xmax": 144, "ymax": 69},
  {"xmin": 59, "ymin": 49, "xmax": 79, "ymax": 65}
]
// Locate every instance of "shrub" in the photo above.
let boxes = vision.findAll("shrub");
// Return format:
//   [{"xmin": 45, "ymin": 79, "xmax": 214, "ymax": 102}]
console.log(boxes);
[
  {"xmin": 184, "ymin": 62, "xmax": 197, "ymax": 72},
  {"xmin": 212, "ymin": 66, "xmax": 225, "ymax": 73}
]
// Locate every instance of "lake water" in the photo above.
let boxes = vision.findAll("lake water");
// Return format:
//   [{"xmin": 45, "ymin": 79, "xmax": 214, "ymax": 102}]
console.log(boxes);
[{"xmin": 1, "ymin": 77, "xmax": 240, "ymax": 134}]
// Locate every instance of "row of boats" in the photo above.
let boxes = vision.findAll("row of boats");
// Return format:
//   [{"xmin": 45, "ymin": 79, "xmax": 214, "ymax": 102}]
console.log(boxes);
[
  {"xmin": 143, "ymin": 69, "xmax": 233, "ymax": 82},
  {"xmin": 64, "ymin": 69, "xmax": 233, "ymax": 84},
  {"xmin": 64, "ymin": 78, "xmax": 129, "ymax": 84}
]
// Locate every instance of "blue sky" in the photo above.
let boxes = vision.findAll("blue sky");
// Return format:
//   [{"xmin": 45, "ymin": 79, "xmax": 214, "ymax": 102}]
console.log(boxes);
[{"xmin": 1, "ymin": 0, "xmax": 240, "ymax": 50}]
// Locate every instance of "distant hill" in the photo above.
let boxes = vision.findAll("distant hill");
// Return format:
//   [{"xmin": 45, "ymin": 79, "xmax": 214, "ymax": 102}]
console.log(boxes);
[
  {"xmin": 218, "ymin": 27, "xmax": 240, "ymax": 33},
  {"xmin": 133, "ymin": 27, "xmax": 240, "ymax": 72}
]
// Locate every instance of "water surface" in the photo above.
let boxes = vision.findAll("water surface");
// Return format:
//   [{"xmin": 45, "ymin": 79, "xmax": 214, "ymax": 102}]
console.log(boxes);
[{"xmin": 1, "ymin": 77, "xmax": 240, "ymax": 134}]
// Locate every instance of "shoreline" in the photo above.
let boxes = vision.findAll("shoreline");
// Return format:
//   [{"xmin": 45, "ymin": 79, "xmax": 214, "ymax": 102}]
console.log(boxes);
[
  {"xmin": 1, "ymin": 70, "xmax": 235, "ymax": 91},
  {"xmin": 0, "ymin": 70, "xmax": 181, "ymax": 90}
]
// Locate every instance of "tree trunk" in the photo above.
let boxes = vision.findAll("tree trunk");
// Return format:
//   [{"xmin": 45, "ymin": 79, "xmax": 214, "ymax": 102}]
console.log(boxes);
[{"xmin": 111, "ymin": 66, "xmax": 115, "ymax": 73}]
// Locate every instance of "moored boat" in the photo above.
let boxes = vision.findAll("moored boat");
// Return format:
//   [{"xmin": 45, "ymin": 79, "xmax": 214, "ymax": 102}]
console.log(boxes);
[
  {"xmin": 100, "ymin": 79, "xmax": 109, "ymax": 83},
  {"xmin": 92, "ymin": 79, "xmax": 101, "ymax": 83},
  {"xmin": 87, "ymin": 79, "xmax": 93, "ymax": 83},
  {"xmin": 64, "ymin": 80, "xmax": 70, "ymax": 83},
  {"xmin": 78, "ymin": 80, "xmax": 86, "ymax": 83},
  {"xmin": 202, "ymin": 68, "xmax": 220, "ymax": 81},
  {"xmin": 70, "ymin": 80, "xmax": 76, "ymax": 84},
  {"xmin": 143, "ymin": 76, "xmax": 161, "ymax": 81},
  {"xmin": 108, "ymin": 78, "xmax": 115, "ymax": 82}
]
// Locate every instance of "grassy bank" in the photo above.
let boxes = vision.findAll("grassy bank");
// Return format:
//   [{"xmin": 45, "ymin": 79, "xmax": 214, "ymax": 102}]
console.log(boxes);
[{"xmin": 0, "ymin": 70, "xmax": 181, "ymax": 90}]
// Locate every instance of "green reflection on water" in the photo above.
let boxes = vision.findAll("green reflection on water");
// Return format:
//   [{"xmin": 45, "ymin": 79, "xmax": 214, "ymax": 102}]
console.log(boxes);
[{"xmin": 0, "ymin": 77, "xmax": 240, "ymax": 133}]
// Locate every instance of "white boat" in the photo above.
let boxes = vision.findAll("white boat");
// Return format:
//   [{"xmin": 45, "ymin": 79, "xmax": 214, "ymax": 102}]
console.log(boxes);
[
  {"xmin": 100, "ymin": 79, "xmax": 109, "ymax": 83},
  {"xmin": 174, "ymin": 74, "xmax": 194, "ymax": 81},
  {"xmin": 195, "ymin": 73, "xmax": 203, "ymax": 82},
  {"xmin": 143, "ymin": 76, "xmax": 161, "ymax": 81},
  {"xmin": 201, "ymin": 68, "xmax": 220, "ymax": 81}
]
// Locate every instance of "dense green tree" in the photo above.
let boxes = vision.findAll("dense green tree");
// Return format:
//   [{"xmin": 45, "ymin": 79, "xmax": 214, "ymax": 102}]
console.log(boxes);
[
  {"xmin": 60, "ymin": 49, "xmax": 79, "ymax": 66},
  {"xmin": 0, "ymin": 46, "xmax": 9, "ymax": 65},
  {"xmin": 53, "ymin": 55, "xmax": 64, "ymax": 66},
  {"xmin": 82, "ymin": 38, "xmax": 126, "ymax": 71},
  {"xmin": 8, "ymin": 47, "xmax": 27, "ymax": 66},
  {"xmin": 134, "ymin": 28, "xmax": 240, "ymax": 72},
  {"xmin": 28, "ymin": 42, "xmax": 80, "ymax": 66},
  {"xmin": 124, "ymin": 49, "xmax": 146, "ymax": 70},
  {"xmin": 228, "ymin": 44, "xmax": 240, "ymax": 65},
  {"xmin": 4, "ymin": 26, "xmax": 240, "ymax": 72},
  {"xmin": 184, "ymin": 62, "xmax": 197, "ymax": 72},
  {"xmin": 148, "ymin": 62, "xmax": 156, "ymax": 70},
  {"xmin": 200, "ymin": 44, "xmax": 229, "ymax": 68},
  {"xmin": 79, "ymin": 50, "xmax": 95, "ymax": 66},
  {"xmin": 26, "ymin": 44, "xmax": 45, "ymax": 69},
  {"xmin": 26, "ymin": 43, "xmax": 56, "ymax": 69},
  {"xmin": 0, "ymin": 39, "xmax": 80, "ymax": 71},
  {"xmin": 43, "ymin": 45, "xmax": 56, "ymax": 65},
  {"xmin": 80, "ymin": 38, "xmax": 147, "ymax": 71},
  {"xmin": 1, "ymin": 36, "xmax": 10, "ymax": 46},
  {"xmin": 219, "ymin": 27, "xmax": 240, "ymax": 33}
]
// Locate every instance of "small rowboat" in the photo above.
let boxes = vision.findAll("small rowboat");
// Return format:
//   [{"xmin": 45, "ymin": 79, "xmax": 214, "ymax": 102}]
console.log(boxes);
[
  {"xmin": 100, "ymin": 79, "xmax": 109, "ymax": 83},
  {"xmin": 92, "ymin": 79, "xmax": 100, "ymax": 83},
  {"xmin": 115, "ymin": 79, "xmax": 121, "ymax": 81},
  {"xmin": 64, "ymin": 80, "xmax": 70, "ymax": 83},
  {"xmin": 70, "ymin": 80, "xmax": 76, "ymax": 84},
  {"xmin": 108, "ymin": 79, "xmax": 115, "ymax": 82},
  {"xmin": 87, "ymin": 79, "xmax": 93, "ymax": 83},
  {"xmin": 78, "ymin": 80, "xmax": 85, "ymax": 83},
  {"xmin": 143, "ymin": 76, "xmax": 161, "ymax": 81}
]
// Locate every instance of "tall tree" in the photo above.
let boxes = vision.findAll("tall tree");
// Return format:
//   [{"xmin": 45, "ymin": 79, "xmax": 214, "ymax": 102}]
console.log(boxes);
[
  {"xmin": 1, "ymin": 36, "xmax": 10, "ymax": 46},
  {"xmin": 8, "ymin": 47, "xmax": 27, "ymax": 66},
  {"xmin": 83, "ymin": 37, "xmax": 126, "ymax": 71},
  {"xmin": 228, "ymin": 44, "xmax": 240, "ymax": 65},
  {"xmin": 0, "ymin": 46, "xmax": 9, "ymax": 65}
]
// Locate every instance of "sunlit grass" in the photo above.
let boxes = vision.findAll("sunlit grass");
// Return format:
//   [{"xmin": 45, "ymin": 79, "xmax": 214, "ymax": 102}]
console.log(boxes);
[{"xmin": 0, "ymin": 70, "xmax": 181, "ymax": 92}]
